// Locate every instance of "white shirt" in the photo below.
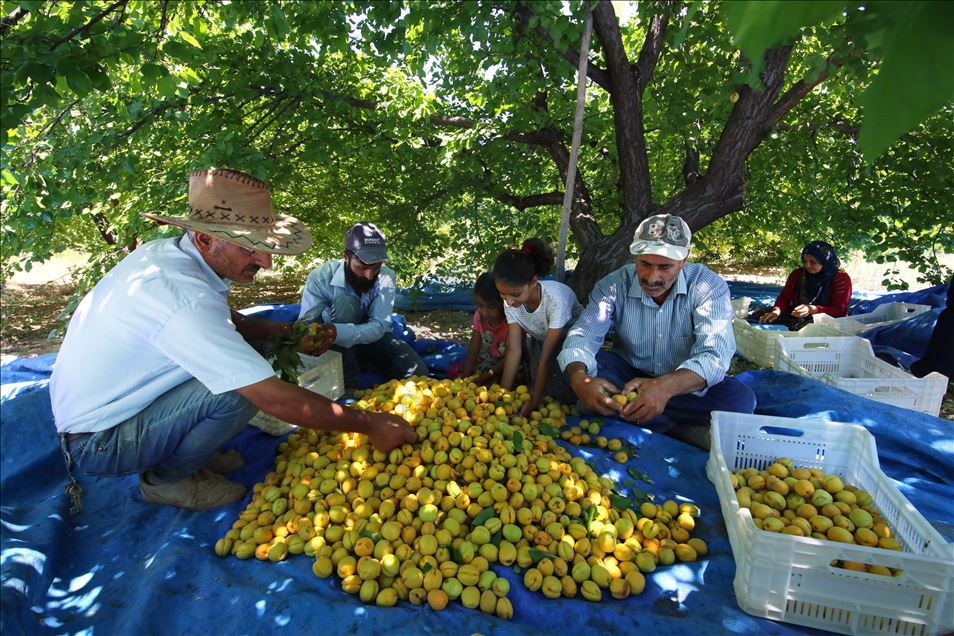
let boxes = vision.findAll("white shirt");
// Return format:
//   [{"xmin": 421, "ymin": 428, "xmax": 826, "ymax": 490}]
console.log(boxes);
[
  {"xmin": 50, "ymin": 236, "xmax": 274, "ymax": 434},
  {"xmin": 503, "ymin": 280, "xmax": 582, "ymax": 341},
  {"xmin": 298, "ymin": 260, "xmax": 397, "ymax": 348}
]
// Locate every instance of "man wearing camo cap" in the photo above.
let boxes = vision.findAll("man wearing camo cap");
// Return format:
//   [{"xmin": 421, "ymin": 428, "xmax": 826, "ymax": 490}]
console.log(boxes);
[{"xmin": 558, "ymin": 214, "xmax": 755, "ymax": 449}]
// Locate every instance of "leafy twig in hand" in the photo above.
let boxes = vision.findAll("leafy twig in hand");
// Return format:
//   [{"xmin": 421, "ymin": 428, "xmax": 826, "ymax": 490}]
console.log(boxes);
[{"xmin": 269, "ymin": 320, "xmax": 310, "ymax": 383}]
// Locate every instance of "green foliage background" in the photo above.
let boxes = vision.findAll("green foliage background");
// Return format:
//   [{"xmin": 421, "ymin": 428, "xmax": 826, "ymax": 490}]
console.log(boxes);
[{"xmin": 2, "ymin": 0, "xmax": 951, "ymax": 299}]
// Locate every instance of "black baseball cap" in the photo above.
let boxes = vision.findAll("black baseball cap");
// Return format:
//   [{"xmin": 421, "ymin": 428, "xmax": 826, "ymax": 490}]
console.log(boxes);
[{"xmin": 345, "ymin": 222, "xmax": 388, "ymax": 264}]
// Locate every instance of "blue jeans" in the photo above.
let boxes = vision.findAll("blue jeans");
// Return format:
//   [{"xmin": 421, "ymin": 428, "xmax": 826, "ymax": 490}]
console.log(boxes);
[
  {"xmin": 588, "ymin": 350, "xmax": 757, "ymax": 432},
  {"xmin": 66, "ymin": 378, "xmax": 256, "ymax": 484},
  {"xmin": 331, "ymin": 295, "xmax": 428, "ymax": 389}
]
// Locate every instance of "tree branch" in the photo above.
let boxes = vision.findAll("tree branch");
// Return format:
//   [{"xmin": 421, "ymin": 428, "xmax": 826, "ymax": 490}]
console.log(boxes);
[
  {"xmin": 494, "ymin": 191, "xmax": 565, "ymax": 211},
  {"xmin": 1, "ymin": 5, "xmax": 28, "ymax": 37},
  {"xmin": 156, "ymin": 0, "xmax": 170, "ymax": 39},
  {"xmin": 592, "ymin": 0, "xmax": 655, "ymax": 216},
  {"xmin": 92, "ymin": 211, "xmax": 117, "ymax": 246},
  {"xmin": 682, "ymin": 142, "xmax": 700, "ymax": 186},
  {"xmin": 514, "ymin": 2, "xmax": 610, "ymax": 90},
  {"xmin": 765, "ymin": 59, "xmax": 840, "ymax": 129},
  {"xmin": 634, "ymin": 11, "xmax": 670, "ymax": 93},
  {"xmin": 49, "ymin": 0, "xmax": 129, "ymax": 51}
]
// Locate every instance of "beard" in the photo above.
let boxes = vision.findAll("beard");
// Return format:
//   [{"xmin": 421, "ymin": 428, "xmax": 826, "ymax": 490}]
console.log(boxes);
[{"xmin": 345, "ymin": 261, "xmax": 376, "ymax": 294}]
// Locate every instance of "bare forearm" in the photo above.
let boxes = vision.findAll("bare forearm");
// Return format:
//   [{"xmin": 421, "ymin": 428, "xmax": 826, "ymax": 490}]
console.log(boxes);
[
  {"xmin": 238, "ymin": 377, "xmax": 374, "ymax": 436},
  {"xmin": 565, "ymin": 362, "xmax": 589, "ymax": 388},
  {"xmin": 231, "ymin": 310, "xmax": 291, "ymax": 342},
  {"xmin": 500, "ymin": 348, "xmax": 520, "ymax": 390},
  {"xmin": 657, "ymin": 368, "xmax": 706, "ymax": 397}
]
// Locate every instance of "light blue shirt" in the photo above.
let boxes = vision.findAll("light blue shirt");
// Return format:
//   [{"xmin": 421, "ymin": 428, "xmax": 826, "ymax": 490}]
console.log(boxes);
[
  {"xmin": 557, "ymin": 262, "xmax": 735, "ymax": 392},
  {"xmin": 298, "ymin": 260, "xmax": 396, "ymax": 348},
  {"xmin": 50, "ymin": 236, "xmax": 275, "ymax": 434}
]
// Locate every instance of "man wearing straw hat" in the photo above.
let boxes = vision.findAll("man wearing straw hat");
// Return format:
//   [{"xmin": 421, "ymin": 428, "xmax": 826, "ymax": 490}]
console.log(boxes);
[
  {"xmin": 558, "ymin": 214, "xmax": 756, "ymax": 449},
  {"xmin": 50, "ymin": 169, "xmax": 416, "ymax": 512}
]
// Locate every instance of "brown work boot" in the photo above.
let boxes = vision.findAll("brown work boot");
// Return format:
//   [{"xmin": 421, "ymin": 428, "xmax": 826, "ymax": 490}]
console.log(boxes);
[
  {"xmin": 140, "ymin": 468, "xmax": 247, "ymax": 511},
  {"xmin": 203, "ymin": 449, "xmax": 245, "ymax": 474}
]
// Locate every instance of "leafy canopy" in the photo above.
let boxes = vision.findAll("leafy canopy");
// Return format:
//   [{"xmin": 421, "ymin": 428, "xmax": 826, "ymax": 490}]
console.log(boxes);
[{"xmin": 1, "ymin": 0, "xmax": 951, "ymax": 299}]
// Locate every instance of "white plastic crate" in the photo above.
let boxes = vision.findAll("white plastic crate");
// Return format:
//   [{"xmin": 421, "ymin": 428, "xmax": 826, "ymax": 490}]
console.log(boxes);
[
  {"xmin": 814, "ymin": 302, "xmax": 931, "ymax": 336},
  {"xmin": 248, "ymin": 350, "xmax": 345, "ymax": 436},
  {"xmin": 733, "ymin": 318, "xmax": 841, "ymax": 367},
  {"xmin": 706, "ymin": 411, "xmax": 954, "ymax": 635},
  {"xmin": 732, "ymin": 297, "xmax": 753, "ymax": 319},
  {"xmin": 775, "ymin": 336, "xmax": 948, "ymax": 416}
]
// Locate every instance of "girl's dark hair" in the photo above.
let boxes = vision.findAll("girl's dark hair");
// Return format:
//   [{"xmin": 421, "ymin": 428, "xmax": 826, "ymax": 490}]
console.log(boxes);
[
  {"xmin": 473, "ymin": 271, "xmax": 501, "ymax": 304},
  {"xmin": 492, "ymin": 238, "xmax": 555, "ymax": 285}
]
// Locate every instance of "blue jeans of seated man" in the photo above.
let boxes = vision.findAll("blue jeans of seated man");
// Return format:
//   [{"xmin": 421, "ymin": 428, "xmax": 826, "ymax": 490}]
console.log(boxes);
[
  {"xmin": 330, "ymin": 295, "xmax": 428, "ymax": 390},
  {"xmin": 588, "ymin": 350, "xmax": 757, "ymax": 432},
  {"xmin": 66, "ymin": 378, "xmax": 257, "ymax": 484}
]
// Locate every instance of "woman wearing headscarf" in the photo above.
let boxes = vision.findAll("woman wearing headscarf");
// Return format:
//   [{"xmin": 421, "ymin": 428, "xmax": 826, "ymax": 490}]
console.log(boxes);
[{"xmin": 757, "ymin": 240, "xmax": 852, "ymax": 330}]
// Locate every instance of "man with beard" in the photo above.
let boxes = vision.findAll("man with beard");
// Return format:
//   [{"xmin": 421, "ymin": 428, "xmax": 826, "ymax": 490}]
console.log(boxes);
[
  {"xmin": 299, "ymin": 222, "xmax": 428, "ymax": 393},
  {"xmin": 50, "ymin": 170, "xmax": 416, "ymax": 513},
  {"xmin": 557, "ymin": 214, "xmax": 755, "ymax": 449}
]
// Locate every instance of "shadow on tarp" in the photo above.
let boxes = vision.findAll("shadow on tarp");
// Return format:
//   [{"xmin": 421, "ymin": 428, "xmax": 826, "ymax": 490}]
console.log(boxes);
[{"xmin": 3, "ymin": 386, "xmax": 829, "ymax": 636}]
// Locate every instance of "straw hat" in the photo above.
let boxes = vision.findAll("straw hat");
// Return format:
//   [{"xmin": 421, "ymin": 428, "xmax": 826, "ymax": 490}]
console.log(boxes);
[{"xmin": 141, "ymin": 168, "xmax": 312, "ymax": 255}]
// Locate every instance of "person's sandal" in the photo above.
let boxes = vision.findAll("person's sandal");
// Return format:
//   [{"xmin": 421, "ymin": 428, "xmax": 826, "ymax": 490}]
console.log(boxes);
[
  {"xmin": 139, "ymin": 468, "xmax": 246, "ymax": 511},
  {"xmin": 203, "ymin": 449, "xmax": 245, "ymax": 474}
]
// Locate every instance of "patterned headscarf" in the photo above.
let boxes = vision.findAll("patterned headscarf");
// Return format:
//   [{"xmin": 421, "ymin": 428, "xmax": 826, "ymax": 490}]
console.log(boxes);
[{"xmin": 798, "ymin": 240, "xmax": 840, "ymax": 306}]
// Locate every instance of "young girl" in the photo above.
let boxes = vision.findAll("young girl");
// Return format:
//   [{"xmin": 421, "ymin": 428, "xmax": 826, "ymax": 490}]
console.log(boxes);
[
  {"xmin": 448, "ymin": 272, "xmax": 509, "ymax": 383},
  {"xmin": 493, "ymin": 238, "xmax": 582, "ymax": 416}
]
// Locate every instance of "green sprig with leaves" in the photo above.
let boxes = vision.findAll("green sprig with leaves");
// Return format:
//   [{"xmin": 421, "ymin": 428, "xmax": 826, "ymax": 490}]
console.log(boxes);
[{"xmin": 269, "ymin": 320, "xmax": 311, "ymax": 384}]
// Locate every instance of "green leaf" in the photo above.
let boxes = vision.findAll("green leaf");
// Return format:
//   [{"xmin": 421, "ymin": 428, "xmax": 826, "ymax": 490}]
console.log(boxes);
[
  {"xmin": 87, "ymin": 66, "xmax": 111, "ymax": 91},
  {"xmin": 141, "ymin": 63, "xmax": 169, "ymax": 82},
  {"xmin": 859, "ymin": 2, "xmax": 954, "ymax": 162},
  {"xmin": 270, "ymin": 5, "xmax": 291, "ymax": 37},
  {"xmin": 627, "ymin": 466, "xmax": 652, "ymax": 483},
  {"xmin": 538, "ymin": 424, "xmax": 559, "ymax": 438},
  {"xmin": 163, "ymin": 41, "xmax": 195, "ymax": 62},
  {"xmin": 359, "ymin": 530, "xmax": 381, "ymax": 543},
  {"xmin": 1, "ymin": 170, "xmax": 18, "ymax": 186},
  {"xmin": 513, "ymin": 430, "xmax": 523, "ymax": 452},
  {"xmin": 65, "ymin": 69, "xmax": 93, "ymax": 96},
  {"xmin": 724, "ymin": 1, "xmax": 843, "ymax": 76},
  {"xmin": 628, "ymin": 488, "xmax": 653, "ymax": 505},
  {"xmin": 180, "ymin": 31, "xmax": 202, "ymax": 49},
  {"xmin": 156, "ymin": 76, "xmax": 178, "ymax": 98},
  {"xmin": 609, "ymin": 492, "xmax": 634, "ymax": 510},
  {"xmin": 472, "ymin": 507, "xmax": 495, "ymax": 526},
  {"xmin": 528, "ymin": 548, "xmax": 557, "ymax": 563},
  {"xmin": 673, "ymin": 1, "xmax": 702, "ymax": 49},
  {"xmin": 583, "ymin": 505, "xmax": 596, "ymax": 531}
]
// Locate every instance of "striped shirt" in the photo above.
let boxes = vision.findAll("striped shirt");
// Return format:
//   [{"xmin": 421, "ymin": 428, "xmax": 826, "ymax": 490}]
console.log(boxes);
[{"xmin": 557, "ymin": 262, "xmax": 735, "ymax": 393}]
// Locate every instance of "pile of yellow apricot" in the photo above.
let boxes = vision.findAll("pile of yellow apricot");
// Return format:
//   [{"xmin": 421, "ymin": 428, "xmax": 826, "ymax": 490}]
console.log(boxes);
[{"xmin": 216, "ymin": 376, "xmax": 708, "ymax": 617}]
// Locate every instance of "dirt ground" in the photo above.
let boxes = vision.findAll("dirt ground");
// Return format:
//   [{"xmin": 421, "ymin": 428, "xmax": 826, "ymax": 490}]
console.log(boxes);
[{"xmin": 1, "ymin": 269, "xmax": 950, "ymax": 419}]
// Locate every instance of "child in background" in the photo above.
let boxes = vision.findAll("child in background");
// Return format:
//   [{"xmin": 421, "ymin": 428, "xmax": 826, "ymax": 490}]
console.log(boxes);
[
  {"xmin": 493, "ymin": 238, "xmax": 582, "ymax": 416},
  {"xmin": 448, "ymin": 272, "xmax": 509, "ymax": 383}
]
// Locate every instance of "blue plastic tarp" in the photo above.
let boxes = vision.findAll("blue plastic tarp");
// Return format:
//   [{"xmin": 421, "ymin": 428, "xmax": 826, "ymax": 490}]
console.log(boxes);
[
  {"xmin": 0, "ymin": 353, "xmax": 56, "ymax": 403},
  {"xmin": 3, "ymin": 362, "xmax": 952, "ymax": 635},
  {"xmin": 393, "ymin": 278, "xmax": 886, "ymax": 314},
  {"xmin": 852, "ymin": 283, "xmax": 949, "ymax": 315}
]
